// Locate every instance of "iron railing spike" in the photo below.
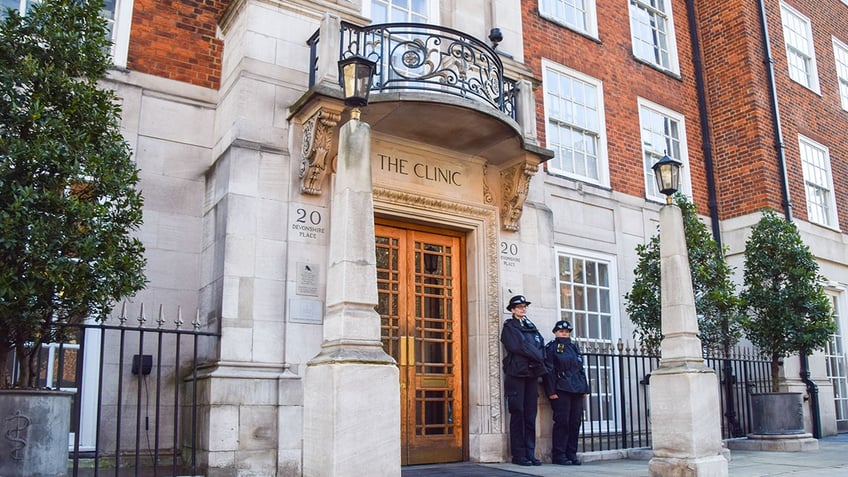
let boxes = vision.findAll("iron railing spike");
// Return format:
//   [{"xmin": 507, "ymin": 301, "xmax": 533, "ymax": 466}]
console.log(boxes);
[
  {"xmin": 157, "ymin": 304, "xmax": 166, "ymax": 328},
  {"xmin": 119, "ymin": 301, "xmax": 128, "ymax": 326},
  {"xmin": 138, "ymin": 302, "xmax": 146, "ymax": 327}
]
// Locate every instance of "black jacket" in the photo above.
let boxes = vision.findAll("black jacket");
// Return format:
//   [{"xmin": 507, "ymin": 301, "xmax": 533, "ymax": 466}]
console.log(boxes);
[
  {"xmin": 500, "ymin": 317, "xmax": 547, "ymax": 378},
  {"xmin": 542, "ymin": 337, "xmax": 590, "ymax": 395}
]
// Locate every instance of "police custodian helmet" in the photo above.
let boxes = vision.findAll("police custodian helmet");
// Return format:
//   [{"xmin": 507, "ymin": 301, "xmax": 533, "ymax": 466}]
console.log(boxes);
[
  {"xmin": 552, "ymin": 320, "xmax": 573, "ymax": 332},
  {"xmin": 506, "ymin": 295, "xmax": 531, "ymax": 311}
]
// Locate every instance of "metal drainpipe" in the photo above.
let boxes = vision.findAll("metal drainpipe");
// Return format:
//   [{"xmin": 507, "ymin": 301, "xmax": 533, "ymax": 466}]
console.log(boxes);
[
  {"xmin": 756, "ymin": 0, "xmax": 821, "ymax": 438},
  {"xmin": 685, "ymin": 0, "xmax": 744, "ymax": 437}
]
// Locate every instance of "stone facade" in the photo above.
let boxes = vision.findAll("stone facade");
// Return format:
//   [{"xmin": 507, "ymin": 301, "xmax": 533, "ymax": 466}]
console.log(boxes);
[{"xmin": 86, "ymin": 0, "xmax": 848, "ymax": 474}]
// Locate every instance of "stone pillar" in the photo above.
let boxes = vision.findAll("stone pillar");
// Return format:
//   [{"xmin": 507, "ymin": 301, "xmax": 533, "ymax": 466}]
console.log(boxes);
[
  {"xmin": 302, "ymin": 116, "xmax": 401, "ymax": 477},
  {"xmin": 648, "ymin": 204, "xmax": 728, "ymax": 477}
]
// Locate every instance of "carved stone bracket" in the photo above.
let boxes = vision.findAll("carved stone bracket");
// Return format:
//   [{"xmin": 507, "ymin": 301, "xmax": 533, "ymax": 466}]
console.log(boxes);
[
  {"xmin": 499, "ymin": 159, "xmax": 539, "ymax": 231},
  {"xmin": 299, "ymin": 108, "xmax": 341, "ymax": 195}
]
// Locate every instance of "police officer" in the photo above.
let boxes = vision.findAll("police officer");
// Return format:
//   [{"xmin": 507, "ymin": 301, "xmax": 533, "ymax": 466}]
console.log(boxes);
[
  {"xmin": 543, "ymin": 320, "xmax": 589, "ymax": 466},
  {"xmin": 500, "ymin": 295, "xmax": 546, "ymax": 466}
]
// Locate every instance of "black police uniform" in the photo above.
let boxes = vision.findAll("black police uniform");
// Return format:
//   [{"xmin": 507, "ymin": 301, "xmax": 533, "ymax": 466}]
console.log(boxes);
[
  {"xmin": 542, "ymin": 322, "xmax": 589, "ymax": 465},
  {"xmin": 500, "ymin": 296, "xmax": 547, "ymax": 466}
]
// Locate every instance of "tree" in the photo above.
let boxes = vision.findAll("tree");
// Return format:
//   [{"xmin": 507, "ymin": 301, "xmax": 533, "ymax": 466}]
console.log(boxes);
[
  {"xmin": 741, "ymin": 209, "xmax": 834, "ymax": 392},
  {"xmin": 0, "ymin": 0, "xmax": 146, "ymax": 388},
  {"xmin": 625, "ymin": 194, "xmax": 743, "ymax": 354}
]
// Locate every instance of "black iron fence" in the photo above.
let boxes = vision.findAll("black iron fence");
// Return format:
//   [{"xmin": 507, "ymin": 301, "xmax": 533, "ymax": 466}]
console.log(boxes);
[
  {"xmin": 5, "ymin": 315, "xmax": 775, "ymax": 473},
  {"xmin": 4, "ymin": 303, "xmax": 219, "ymax": 476},
  {"xmin": 307, "ymin": 21, "xmax": 518, "ymax": 119},
  {"xmin": 576, "ymin": 339, "xmax": 773, "ymax": 453}
]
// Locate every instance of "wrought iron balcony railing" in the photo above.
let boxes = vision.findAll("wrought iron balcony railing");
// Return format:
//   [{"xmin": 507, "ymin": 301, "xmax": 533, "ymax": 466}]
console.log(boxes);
[{"xmin": 308, "ymin": 21, "xmax": 517, "ymax": 119}]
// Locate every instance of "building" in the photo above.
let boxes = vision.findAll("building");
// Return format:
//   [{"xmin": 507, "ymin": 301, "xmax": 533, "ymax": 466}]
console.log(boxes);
[{"xmin": 6, "ymin": 0, "xmax": 848, "ymax": 475}]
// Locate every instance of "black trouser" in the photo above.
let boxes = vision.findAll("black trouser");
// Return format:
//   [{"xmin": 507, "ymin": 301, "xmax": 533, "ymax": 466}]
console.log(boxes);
[
  {"xmin": 549, "ymin": 391, "xmax": 583, "ymax": 460},
  {"xmin": 504, "ymin": 374, "xmax": 539, "ymax": 461}
]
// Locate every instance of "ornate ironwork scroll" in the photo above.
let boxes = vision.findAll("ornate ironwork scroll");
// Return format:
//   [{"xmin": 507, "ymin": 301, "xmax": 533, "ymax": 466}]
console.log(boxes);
[{"xmin": 329, "ymin": 22, "xmax": 517, "ymax": 119}]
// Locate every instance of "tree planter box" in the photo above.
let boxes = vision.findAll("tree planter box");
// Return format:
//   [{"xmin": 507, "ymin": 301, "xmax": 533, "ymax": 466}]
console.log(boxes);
[
  {"xmin": 0, "ymin": 389, "xmax": 74, "ymax": 477},
  {"xmin": 751, "ymin": 392, "xmax": 804, "ymax": 435}
]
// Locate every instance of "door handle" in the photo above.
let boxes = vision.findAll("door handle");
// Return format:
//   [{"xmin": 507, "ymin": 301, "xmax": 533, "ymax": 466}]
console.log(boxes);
[
  {"xmin": 399, "ymin": 336, "xmax": 408, "ymax": 366},
  {"xmin": 398, "ymin": 336, "xmax": 415, "ymax": 366}
]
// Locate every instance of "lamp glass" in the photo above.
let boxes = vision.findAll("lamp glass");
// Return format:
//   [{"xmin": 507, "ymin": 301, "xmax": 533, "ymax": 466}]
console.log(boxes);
[
  {"xmin": 652, "ymin": 155, "xmax": 682, "ymax": 200},
  {"xmin": 338, "ymin": 56, "xmax": 375, "ymax": 108}
]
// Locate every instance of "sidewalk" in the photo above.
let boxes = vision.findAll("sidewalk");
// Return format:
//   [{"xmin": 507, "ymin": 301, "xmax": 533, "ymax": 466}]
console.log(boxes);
[{"xmin": 402, "ymin": 434, "xmax": 848, "ymax": 477}]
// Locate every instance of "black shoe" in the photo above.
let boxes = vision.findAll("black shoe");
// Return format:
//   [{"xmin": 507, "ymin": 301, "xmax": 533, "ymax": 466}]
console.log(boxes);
[
  {"xmin": 511, "ymin": 458, "xmax": 533, "ymax": 466},
  {"xmin": 568, "ymin": 456, "xmax": 582, "ymax": 466},
  {"xmin": 529, "ymin": 457, "xmax": 542, "ymax": 466},
  {"xmin": 552, "ymin": 457, "xmax": 571, "ymax": 465}
]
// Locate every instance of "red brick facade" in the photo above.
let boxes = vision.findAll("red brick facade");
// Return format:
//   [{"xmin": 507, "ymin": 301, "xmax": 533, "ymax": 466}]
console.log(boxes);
[
  {"xmin": 522, "ymin": 0, "xmax": 711, "ymax": 212},
  {"xmin": 127, "ymin": 0, "xmax": 226, "ymax": 89},
  {"xmin": 523, "ymin": 0, "xmax": 848, "ymax": 226},
  {"xmin": 697, "ymin": 0, "xmax": 848, "ymax": 224}
]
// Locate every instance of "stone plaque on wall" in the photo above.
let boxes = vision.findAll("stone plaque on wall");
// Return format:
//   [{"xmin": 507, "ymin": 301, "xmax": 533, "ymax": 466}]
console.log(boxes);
[
  {"xmin": 289, "ymin": 203, "xmax": 328, "ymax": 244},
  {"xmin": 296, "ymin": 262, "xmax": 319, "ymax": 296},
  {"xmin": 288, "ymin": 298, "xmax": 323, "ymax": 324}
]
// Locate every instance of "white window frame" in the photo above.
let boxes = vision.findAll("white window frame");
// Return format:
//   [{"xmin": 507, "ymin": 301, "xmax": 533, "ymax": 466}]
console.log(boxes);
[
  {"xmin": 628, "ymin": 0, "xmax": 680, "ymax": 74},
  {"xmin": 542, "ymin": 59, "xmax": 609, "ymax": 186},
  {"xmin": 833, "ymin": 37, "xmax": 848, "ymax": 111},
  {"xmin": 556, "ymin": 247, "xmax": 620, "ymax": 431},
  {"xmin": 799, "ymin": 135, "xmax": 838, "ymax": 229},
  {"xmin": 106, "ymin": 0, "xmax": 134, "ymax": 68},
  {"xmin": 363, "ymin": 0, "xmax": 439, "ymax": 24},
  {"xmin": 780, "ymin": 2, "xmax": 820, "ymax": 93},
  {"xmin": 5, "ymin": 0, "xmax": 132, "ymax": 68},
  {"xmin": 2, "ymin": 0, "xmax": 36, "ymax": 11},
  {"xmin": 825, "ymin": 287, "xmax": 848, "ymax": 430},
  {"xmin": 539, "ymin": 0, "xmax": 598, "ymax": 38},
  {"xmin": 637, "ymin": 98, "xmax": 691, "ymax": 202}
]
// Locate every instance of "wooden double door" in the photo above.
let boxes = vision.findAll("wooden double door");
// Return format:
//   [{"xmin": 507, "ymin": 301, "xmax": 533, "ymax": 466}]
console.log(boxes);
[{"xmin": 375, "ymin": 222, "xmax": 466, "ymax": 465}]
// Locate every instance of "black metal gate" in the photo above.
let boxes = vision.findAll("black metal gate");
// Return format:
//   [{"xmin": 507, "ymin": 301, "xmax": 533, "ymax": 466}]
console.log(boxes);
[{"xmin": 5, "ymin": 303, "xmax": 219, "ymax": 476}]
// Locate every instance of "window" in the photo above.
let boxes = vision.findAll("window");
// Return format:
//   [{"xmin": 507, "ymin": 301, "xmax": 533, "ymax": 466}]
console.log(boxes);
[
  {"xmin": 799, "ymin": 135, "xmax": 838, "ymax": 228},
  {"xmin": 780, "ymin": 2, "xmax": 820, "ymax": 93},
  {"xmin": 365, "ymin": 0, "xmax": 436, "ymax": 23},
  {"xmin": 102, "ymin": 0, "xmax": 134, "ymax": 68},
  {"xmin": 1, "ymin": 0, "xmax": 36, "ymax": 13},
  {"xmin": 557, "ymin": 249, "xmax": 619, "ymax": 429},
  {"xmin": 826, "ymin": 291, "xmax": 848, "ymax": 429},
  {"xmin": 638, "ymin": 99, "xmax": 690, "ymax": 202},
  {"xmin": 557, "ymin": 251, "xmax": 615, "ymax": 341},
  {"xmin": 833, "ymin": 37, "xmax": 848, "ymax": 111},
  {"xmin": 542, "ymin": 60, "xmax": 608, "ymax": 185},
  {"xmin": 628, "ymin": 0, "xmax": 679, "ymax": 73},
  {"xmin": 362, "ymin": 0, "xmax": 440, "ymax": 89},
  {"xmin": 539, "ymin": 0, "xmax": 598, "ymax": 38},
  {"xmin": 2, "ymin": 0, "xmax": 133, "ymax": 67}
]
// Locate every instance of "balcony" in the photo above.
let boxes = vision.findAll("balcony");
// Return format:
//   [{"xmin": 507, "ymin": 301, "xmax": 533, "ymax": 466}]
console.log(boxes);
[
  {"xmin": 309, "ymin": 21, "xmax": 517, "ymax": 119},
  {"xmin": 295, "ymin": 15, "xmax": 550, "ymax": 166},
  {"xmin": 291, "ymin": 15, "xmax": 552, "ymax": 230}
]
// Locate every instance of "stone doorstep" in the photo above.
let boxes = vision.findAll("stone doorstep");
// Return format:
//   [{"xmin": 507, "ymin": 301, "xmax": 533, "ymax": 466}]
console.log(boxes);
[
  {"xmin": 725, "ymin": 434, "xmax": 819, "ymax": 452},
  {"xmin": 592, "ymin": 445, "xmax": 731, "ymax": 463}
]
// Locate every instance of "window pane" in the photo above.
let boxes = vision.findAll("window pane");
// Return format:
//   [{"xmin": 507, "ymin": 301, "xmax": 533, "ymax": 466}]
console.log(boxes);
[
  {"xmin": 557, "ymin": 252, "xmax": 614, "ymax": 342},
  {"xmin": 544, "ymin": 65, "xmax": 603, "ymax": 181}
]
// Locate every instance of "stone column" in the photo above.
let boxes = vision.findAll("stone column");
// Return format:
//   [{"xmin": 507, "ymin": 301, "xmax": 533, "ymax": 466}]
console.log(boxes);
[
  {"xmin": 302, "ymin": 116, "xmax": 401, "ymax": 477},
  {"xmin": 648, "ymin": 204, "xmax": 728, "ymax": 477}
]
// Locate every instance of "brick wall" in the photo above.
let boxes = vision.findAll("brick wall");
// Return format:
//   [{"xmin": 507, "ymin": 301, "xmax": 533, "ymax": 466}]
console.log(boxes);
[
  {"xmin": 691, "ymin": 0, "xmax": 847, "ymax": 224},
  {"xmin": 524, "ymin": 0, "xmax": 848, "ymax": 227},
  {"xmin": 521, "ymin": 0, "xmax": 711, "ymax": 212},
  {"xmin": 128, "ymin": 0, "xmax": 226, "ymax": 90}
]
